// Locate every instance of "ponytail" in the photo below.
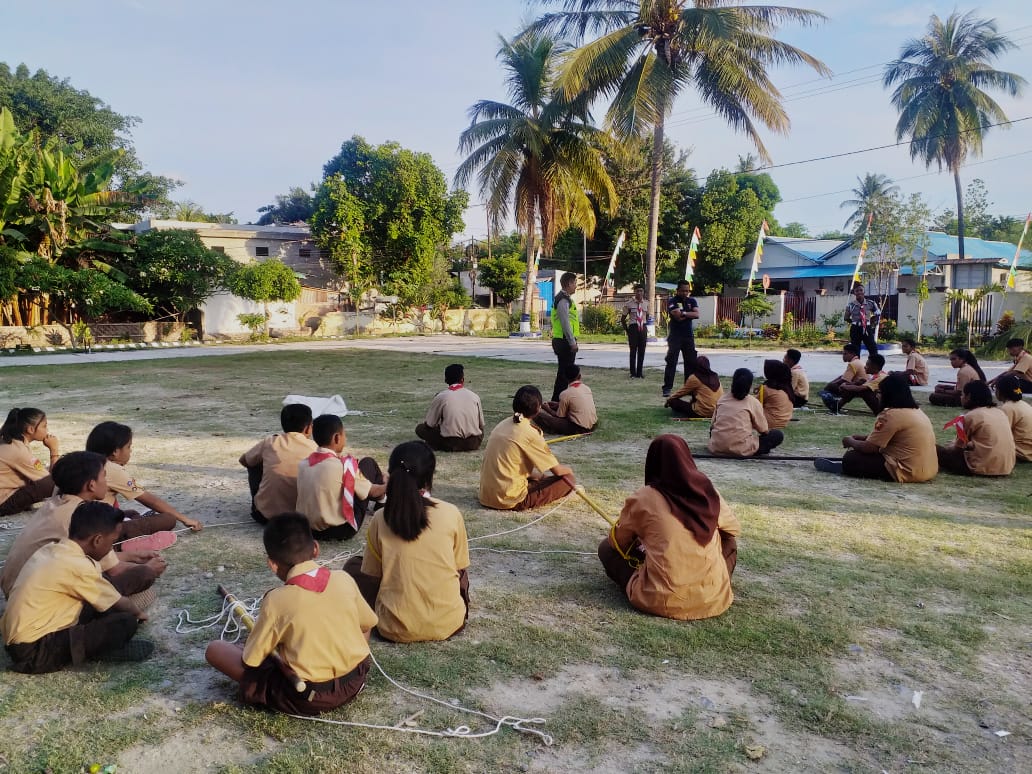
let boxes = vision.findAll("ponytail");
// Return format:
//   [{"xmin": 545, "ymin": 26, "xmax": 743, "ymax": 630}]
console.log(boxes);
[
  {"xmin": 383, "ymin": 441, "xmax": 435, "ymax": 542},
  {"xmin": 512, "ymin": 385, "xmax": 543, "ymax": 424},
  {"xmin": 0, "ymin": 407, "xmax": 45, "ymax": 444}
]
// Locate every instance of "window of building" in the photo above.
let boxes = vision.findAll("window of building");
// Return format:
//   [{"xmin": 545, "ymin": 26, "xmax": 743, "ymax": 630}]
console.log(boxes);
[
  {"xmin": 212, "ymin": 246, "xmax": 226, "ymax": 254},
  {"xmin": 255, "ymin": 246, "xmax": 270, "ymax": 257},
  {"xmin": 952, "ymin": 263, "xmax": 988, "ymax": 290},
  {"xmin": 299, "ymin": 248, "xmax": 312, "ymax": 258}
]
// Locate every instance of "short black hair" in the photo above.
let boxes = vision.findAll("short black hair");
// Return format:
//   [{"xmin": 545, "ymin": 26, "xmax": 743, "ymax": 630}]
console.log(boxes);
[
  {"xmin": 633, "ymin": 284, "xmax": 644, "ymax": 291},
  {"xmin": 676, "ymin": 279, "xmax": 691, "ymax": 289},
  {"xmin": 52, "ymin": 451, "xmax": 107, "ymax": 496},
  {"xmin": 444, "ymin": 363, "xmax": 464, "ymax": 385},
  {"xmin": 312, "ymin": 414, "xmax": 344, "ymax": 447},
  {"xmin": 1006, "ymin": 337, "xmax": 1025, "ymax": 349},
  {"xmin": 785, "ymin": 348, "xmax": 801, "ymax": 365},
  {"xmin": 900, "ymin": 337, "xmax": 917, "ymax": 347},
  {"xmin": 512, "ymin": 385, "xmax": 542, "ymax": 422},
  {"xmin": 879, "ymin": 372, "xmax": 919, "ymax": 410},
  {"xmin": 562, "ymin": 363, "xmax": 581, "ymax": 382},
  {"xmin": 963, "ymin": 380, "xmax": 995, "ymax": 408},
  {"xmin": 69, "ymin": 501, "xmax": 123, "ymax": 541},
  {"xmin": 843, "ymin": 343, "xmax": 860, "ymax": 356},
  {"xmin": 868, "ymin": 353, "xmax": 885, "ymax": 370},
  {"xmin": 730, "ymin": 368, "xmax": 754, "ymax": 400},
  {"xmin": 280, "ymin": 404, "xmax": 313, "ymax": 434},
  {"xmin": 85, "ymin": 421, "xmax": 133, "ymax": 457},
  {"xmin": 560, "ymin": 271, "xmax": 577, "ymax": 287},
  {"xmin": 263, "ymin": 512, "xmax": 316, "ymax": 568}
]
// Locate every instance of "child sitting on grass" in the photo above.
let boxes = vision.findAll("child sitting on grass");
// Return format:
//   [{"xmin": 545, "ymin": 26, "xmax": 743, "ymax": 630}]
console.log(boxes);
[
  {"xmin": 240, "ymin": 404, "xmax": 316, "ymax": 524},
  {"xmin": 1, "ymin": 502, "xmax": 152, "ymax": 673},
  {"xmin": 205, "ymin": 512, "xmax": 377, "ymax": 716},
  {"xmin": 86, "ymin": 421, "xmax": 202, "ymax": 539},
  {"xmin": 345, "ymin": 441, "xmax": 470, "ymax": 643},
  {"xmin": 295, "ymin": 414, "xmax": 387, "ymax": 541},
  {"xmin": 1, "ymin": 452, "xmax": 166, "ymax": 600},
  {"xmin": 0, "ymin": 407, "xmax": 60, "ymax": 517}
]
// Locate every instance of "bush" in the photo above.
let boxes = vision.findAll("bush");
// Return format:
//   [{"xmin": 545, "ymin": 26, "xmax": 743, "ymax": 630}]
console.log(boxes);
[
  {"xmin": 995, "ymin": 310, "xmax": 1016, "ymax": 336},
  {"xmin": 508, "ymin": 312, "xmax": 522, "ymax": 333},
  {"xmin": 696, "ymin": 323, "xmax": 719, "ymax": 338},
  {"xmin": 237, "ymin": 312, "xmax": 268, "ymax": 341},
  {"xmin": 582, "ymin": 304, "xmax": 621, "ymax": 334},
  {"xmin": 716, "ymin": 319, "xmax": 736, "ymax": 338},
  {"xmin": 878, "ymin": 318, "xmax": 897, "ymax": 341},
  {"xmin": 781, "ymin": 312, "xmax": 795, "ymax": 341},
  {"xmin": 762, "ymin": 324, "xmax": 781, "ymax": 340}
]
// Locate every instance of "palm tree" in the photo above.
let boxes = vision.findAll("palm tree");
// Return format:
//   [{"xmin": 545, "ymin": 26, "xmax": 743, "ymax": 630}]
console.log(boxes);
[
  {"xmin": 455, "ymin": 31, "xmax": 616, "ymax": 325},
  {"xmin": 840, "ymin": 173, "xmax": 899, "ymax": 232},
  {"xmin": 530, "ymin": 1, "xmax": 828, "ymax": 316},
  {"xmin": 884, "ymin": 11, "xmax": 1026, "ymax": 262}
]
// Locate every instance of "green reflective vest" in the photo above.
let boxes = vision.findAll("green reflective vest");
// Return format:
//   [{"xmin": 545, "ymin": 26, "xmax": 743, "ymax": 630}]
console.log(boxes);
[{"xmin": 550, "ymin": 293, "xmax": 579, "ymax": 339}]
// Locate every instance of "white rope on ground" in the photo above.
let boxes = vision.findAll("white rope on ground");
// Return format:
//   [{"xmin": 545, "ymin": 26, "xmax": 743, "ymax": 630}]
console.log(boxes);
[
  {"xmin": 286, "ymin": 652, "xmax": 553, "ymax": 745},
  {"xmin": 467, "ymin": 493, "xmax": 573, "ymax": 544},
  {"xmin": 174, "ymin": 595, "xmax": 261, "ymax": 643},
  {"xmin": 469, "ymin": 547, "xmax": 595, "ymax": 557},
  {"xmin": 317, "ymin": 548, "xmax": 361, "ymax": 567},
  {"xmin": 175, "ymin": 598, "xmax": 553, "ymax": 745},
  {"xmin": 0, "ymin": 522, "xmax": 22, "ymax": 530}
]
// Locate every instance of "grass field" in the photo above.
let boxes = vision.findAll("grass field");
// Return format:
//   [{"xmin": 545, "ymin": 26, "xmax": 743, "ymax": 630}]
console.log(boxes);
[{"xmin": 0, "ymin": 348, "xmax": 1028, "ymax": 773}]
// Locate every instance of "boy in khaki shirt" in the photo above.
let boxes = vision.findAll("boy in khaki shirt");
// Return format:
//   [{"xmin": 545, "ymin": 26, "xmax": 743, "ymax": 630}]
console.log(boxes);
[
  {"xmin": 205, "ymin": 513, "xmax": 377, "ymax": 716},
  {"xmin": 295, "ymin": 415, "xmax": 386, "ymax": 541},
  {"xmin": 837, "ymin": 353, "xmax": 888, "ymax": 414},
  {"xmin": 415, "ymin": 363, "xmax": 485, "ymax": 452},
  {"xmin": 783, "ymin": 349, "xmax": 810, "ymax": 407},
  {"xmin": 819, "ymin": 344, "xmax": 867, "ymax": 414},
  {"xmin": 900, "ymin": 338, "xmax": 929, "ymax": 386},
  {"xmin": 240, "ymin": 404, "xmax": 316, "ymax": 524},
  {"xmin": 2, "ymin": 502, "xmax": 151, "ymax": 673},
  {"xmin": 988, "ymin": 338, "xmax": 1032, "ymax": 393},
  {"xmin": 536, "ymin": 364, "xmax": 598, "ymax": 435},
  {"xmin": 1, "ymin": 452, "xmax": 166, "ymax": 599}
]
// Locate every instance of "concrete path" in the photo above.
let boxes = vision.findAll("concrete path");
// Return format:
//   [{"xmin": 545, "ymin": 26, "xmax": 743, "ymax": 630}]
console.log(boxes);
[{"xmin": 0, "ymin": 335, "xmax": 1015, "ymax": 386}]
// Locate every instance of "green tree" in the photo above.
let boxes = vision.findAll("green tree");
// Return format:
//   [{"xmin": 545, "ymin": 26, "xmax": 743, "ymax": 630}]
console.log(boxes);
[
  {"xmin": 775, "ymin": 222, "xmax": 810, "ymax": 238},
  {"xmin": 256, "ymin": 186, "xmax": 315, "ymax": 225},
  {"xmin": 123, "ymin": 229, "xmax": 236, "ymax": 319},
  {"xmin": 840, "ymin": 173, "xmax": 900, "ymax": 232},
  {"xmin": 455, "ymin": 31, "xmax": 616, "ymax": 323},
  {"xmin": 884, "ymin": 11, "xmax": 1026, "ymax": 262},
  {"xmin": 478, "ymin": 250, "xmax": 526, "ymax": 309},
  {"xmin": 861, "ymin": 191, "xmax": 932, "ymax": 310},
  {"xmin": 150, "ymin": 200, "xmax": 237, "ymax": 224},
  {"xmin": 315, "ymin": 136, "xmax": 467, "ymax": 307},
  {"xmin": 532, "ymin": 1, "xmax": 828, "ymax": 318},
  {"xmin": 227, "ymin": 259, "xmax": 301, "ymax": 337},
  {"xmin": 0, "ymin": 63, "xmax": 180, "ymax": 209}
]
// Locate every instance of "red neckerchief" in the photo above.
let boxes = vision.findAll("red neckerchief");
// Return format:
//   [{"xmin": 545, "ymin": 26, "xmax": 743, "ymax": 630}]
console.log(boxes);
[
  {"xmin": 569, "ymin": 381, "xmax": 582, "ymax": 388},
  {"xmin": 306, "ymin": 451, "xmax": 359, "ymax": 528},
  {"xmin": 632, "ymin": 302, "xmax": 645, "ymax": 330},
  {"xmin": 448, "ymin": 384, "xmax": 463, "ymax": 391},
  {"xmin": 286, "ymin": 566, "xmax": 331, "ymax": 592}
]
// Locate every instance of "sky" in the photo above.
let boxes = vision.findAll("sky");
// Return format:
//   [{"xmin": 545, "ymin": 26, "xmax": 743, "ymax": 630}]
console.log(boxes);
[{"xmin": 2, "ymin": 1, "xmax": 1030, "ymax": 245}]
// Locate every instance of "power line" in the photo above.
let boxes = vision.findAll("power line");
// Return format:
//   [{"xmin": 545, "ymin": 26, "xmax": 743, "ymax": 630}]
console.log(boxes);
[{"xmin": 751, "ymin": 116, "xmax": 1032, "ymax": 172}]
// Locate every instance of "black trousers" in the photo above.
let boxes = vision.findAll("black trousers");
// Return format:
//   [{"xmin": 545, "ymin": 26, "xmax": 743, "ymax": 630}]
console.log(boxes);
[
  {"xmin": 625, "ymin": 326, "xmax": 646, "ymax": 377},
  {"xmin": 849, "ymin": 323, "xmax": 878, "ymax": 355},
  {"xmin": 842, "ymin": 450, "xmax": 894, "ymax": 480},
  {"xmin": 5, "ymin": 606, "xmax": 138, "ymax": 674},
  {"xmin": 662, "ymin": 335, "xmax": 697, "ymax": 393},
  {"xmin": 551, "ymin": 338, "xmax": 577, "ymax": 402}
]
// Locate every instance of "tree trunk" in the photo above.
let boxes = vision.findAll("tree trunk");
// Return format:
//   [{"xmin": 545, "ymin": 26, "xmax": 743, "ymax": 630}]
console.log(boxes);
[
  {"xmin": 645, "ymin": 118, "xmax": 665, "ymax": 322},
  {"xmin": 263, "ymin": 301, "xmax": 271, "ymax": 338},
  {"xmin": 521, "ymin": 226, "xmax": 538, "ymax": 329},
  {"xmin": 954, "ymin": 169, "xmax": 965, "ymax": 263}
]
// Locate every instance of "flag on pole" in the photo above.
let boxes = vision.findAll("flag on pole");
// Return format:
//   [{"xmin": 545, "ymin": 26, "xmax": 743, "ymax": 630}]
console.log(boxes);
[
  {"xmin": 685, "ymin": 226, "xmax": 700, "ymax": 286},
  {"xmin": 851, "ymin": 213, "xmax": 873, "ymax": 287},
  {"xmin": 533, "ymin": 245, "xmax": 541, "ymax": 272},
  {"xmin": 1006, "ymin": 212, "xmax": 1030, "ymax": 290},
  {"xmin": 746, "ymin": 221, "xmax": 768, "ymax": 293},
  {"xmin": 603, "ymin": 231, "xmax": 625, "ymax": 288}
]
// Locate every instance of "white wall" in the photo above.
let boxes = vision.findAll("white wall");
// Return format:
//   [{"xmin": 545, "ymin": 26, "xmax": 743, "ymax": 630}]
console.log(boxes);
[{"xmin": 199, "ymin": 292, "xmax": 298, "ymax": 337}]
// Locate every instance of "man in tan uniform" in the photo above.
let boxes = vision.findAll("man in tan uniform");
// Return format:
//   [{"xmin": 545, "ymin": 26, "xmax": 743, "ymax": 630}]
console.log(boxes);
[
  {"xmin": 415, "ymin": 364, "xmax": 485, "ymax": 452},
  {"xmin": 819, "ymin": 344, "xmax": 866, "ymax": 414},
  {"xmin": 988, "ymin": 338, "xmax": 1032, "ymax": 393}
]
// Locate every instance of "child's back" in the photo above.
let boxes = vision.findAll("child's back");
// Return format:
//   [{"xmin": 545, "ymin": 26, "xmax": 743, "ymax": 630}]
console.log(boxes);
[{"xmin": 241, "ymin": 431, "xmax": 316, "ymax": 519}]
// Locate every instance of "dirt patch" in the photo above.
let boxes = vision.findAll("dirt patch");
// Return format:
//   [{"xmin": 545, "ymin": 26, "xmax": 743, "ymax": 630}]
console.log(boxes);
[
  {"xmin": 117, "ymin": 720, "xmax": 275, "ymax": 773},
  {"xmin": 486, "ymin": 665, "xmax": 861, "ymax": 773}
]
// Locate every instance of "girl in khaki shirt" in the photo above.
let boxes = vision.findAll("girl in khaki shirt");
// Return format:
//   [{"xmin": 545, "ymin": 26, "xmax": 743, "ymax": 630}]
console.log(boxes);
[
  {"xmin": 0, "ymin": 407, "xmax": 59, "ymax": 517},
  {"xmin": 708, "ymin": 369, "xmax": 784, "ymax": 457},
  {"xmin": 929, "ymin": 349, "xmax": 986, "ymax": 407},
  {"xmin": 936, "ymin": 381, "xmax": 1016, "ymax": 476},
  {"xmin": 665, "ymin": 356, "xmax": 723, "ymax": 418},
  {"xmin": 347, "ymin": 440, "xmax": 470, "ymax": 642},
  {"xmin": 818, "ymin": 373, "xmax": 938, "ymax": 482},
  {"xmin": 757, "ymin": 359, "xmax": 795, "ymax": 429},
  {"xmin": 598, "ymin": 435, "xmax": 740, "ymax": 621},
  {"xmin": 995, "ymin": 375, "xmax": 1032, "ymax": 462}
]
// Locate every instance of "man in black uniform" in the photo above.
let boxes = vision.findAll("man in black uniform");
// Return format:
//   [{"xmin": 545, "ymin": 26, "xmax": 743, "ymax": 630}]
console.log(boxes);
[{"xmin": 661, "ymin": 280, "xmax": 699, "ymax": 398}]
